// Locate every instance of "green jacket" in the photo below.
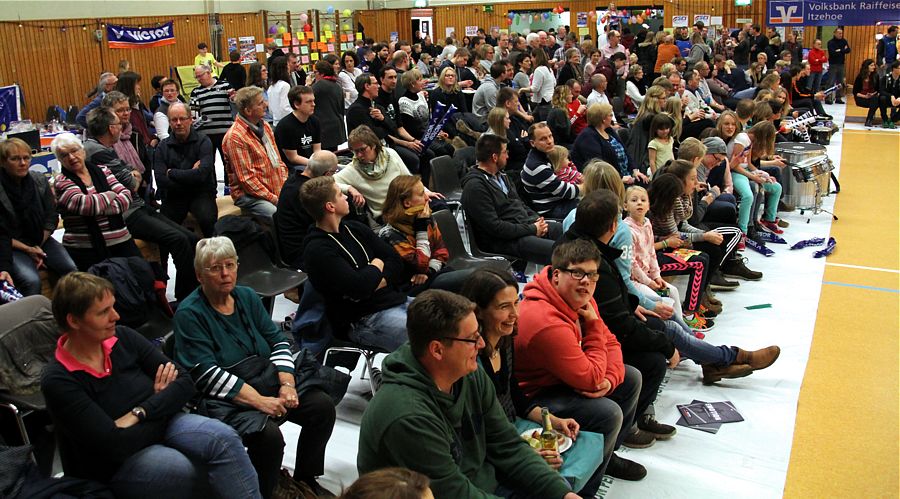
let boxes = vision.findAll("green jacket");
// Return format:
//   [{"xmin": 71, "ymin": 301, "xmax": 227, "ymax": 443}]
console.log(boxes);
[{"xmin": 358, "ymin": 344, "xmax": 572, "ymax": 499}]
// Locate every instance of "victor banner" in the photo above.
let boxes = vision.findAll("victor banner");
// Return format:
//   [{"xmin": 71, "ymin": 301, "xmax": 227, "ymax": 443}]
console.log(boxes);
[
  {"xmin": 107, "ymin": 21, "xmax": 176, "ymax": 49},
  {"xmin": 768, "ymin": 0, "xmax": 900, "ymax": 26}
]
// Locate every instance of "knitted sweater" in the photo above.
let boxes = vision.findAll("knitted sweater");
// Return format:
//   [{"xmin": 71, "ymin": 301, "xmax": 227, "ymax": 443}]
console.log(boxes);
[
  {"xmin": 623, "ymin": 216, "xmax": 661, "ymax": 285},
  {"xmin": 333, "ymin": 148, "xmax": 410, "ymax": 219}
]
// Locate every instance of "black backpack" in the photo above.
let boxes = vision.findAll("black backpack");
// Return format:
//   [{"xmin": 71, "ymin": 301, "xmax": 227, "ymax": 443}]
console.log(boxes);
[{"xmin": 88, "ymin": 257, "xmax": 158, "ymax": 328}]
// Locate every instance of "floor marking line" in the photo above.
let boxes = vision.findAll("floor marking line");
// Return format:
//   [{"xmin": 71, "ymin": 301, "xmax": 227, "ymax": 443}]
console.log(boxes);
[
  {"xmin": 825, "ymin": 262, "xmax": 900, "ymax": 274},
  {"xmin": 822, "ymin": 281, "xmax": 900, "ymax": 293}
]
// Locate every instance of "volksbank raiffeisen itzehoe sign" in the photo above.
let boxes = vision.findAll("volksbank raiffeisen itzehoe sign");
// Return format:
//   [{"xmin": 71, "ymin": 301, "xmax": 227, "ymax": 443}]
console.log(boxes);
[
  {"xmin": 768, "ymin": 0, "xmax": 900, "ymax": 25},
  {"xmin": 107, "ymin": 21, "xmax": 176, "ymax": 49}
]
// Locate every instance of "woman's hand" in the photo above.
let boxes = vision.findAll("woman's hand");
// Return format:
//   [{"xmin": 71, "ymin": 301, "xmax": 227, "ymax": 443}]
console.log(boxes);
[
  {"xmin": 25, "ymin": 245, "xmax": 46, "ymax": 268},
  {"xmin": 633, "ymin": 170, "xmax": 649, "ymax": 183},
  {"xmin": 654, "ymin": 277, "xmax": 668, "ymax": 289},
  {"xmin": 425, "ymin": 189, "xmax": 446, "ymax": 201},
  {"xmin": 347, "ymin": 186, "xmax": 366, "ymax": 207},
  {"xmin": 551, "ymin": 415, "xmax": 580, "ymax": 440},
  {"xmin": 703, "ymin": 231, "xmax": 724, "ymax": 245},
  {"xmin": 0, "ymin": 271, "xmax": 13, "ymax": 285},
  {"xmin": 154, "ymin": 362, "xmax": 178, "ymax": 393},
  {"xmin": 622, "ymin": 175, "xmax": 635, "ymax": 185},
  {"xmin": 256, "ymin": 396, "xmax": 288, "ymax": 418},
  {"xmin": 114, "ymin": 412, "xmax": 140, "ymax": 429},
  {"xmin": 279, "ymin": 385, "xmax": 299, "ymax": 409},
  {"xmin": 419, "ymin": 201, "xmax": 432, "ymax": 218},
  {"xmin": 410, "ymin": 274, "xmax": 429, "ymax": 285}
]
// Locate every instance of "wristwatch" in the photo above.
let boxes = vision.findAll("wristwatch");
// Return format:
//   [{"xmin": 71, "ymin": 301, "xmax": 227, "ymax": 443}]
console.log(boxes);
[{"xmin": 131, "ymin": 406, "xmax": 147, "ymax": 421}]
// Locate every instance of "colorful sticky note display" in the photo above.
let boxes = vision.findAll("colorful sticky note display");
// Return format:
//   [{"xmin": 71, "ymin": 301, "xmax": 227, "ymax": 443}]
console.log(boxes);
[
  {"xmin": 301, "ymin": 55, "xmax": 310, "ymax": 63},
  {"xmin": 355, "ymin": 33, "xmax": 363, "ymax": 40},
  {"xmin": 300, "ymin": 45, "xmax": 309, "ymax": 54},
  {"xmin": 310, "ymin": 53, "xmax": 319, "ymax": 61},
  {"xmin": 327, "ymin": 43, "xmax": 334, "ymax": 52},
  {"xmin": 320, "ymin": 36, "xmax": 327, "ymax": 43},
  {"xmin": 306, "ymin": 32, "xmax": 314, "ymax": 40}
]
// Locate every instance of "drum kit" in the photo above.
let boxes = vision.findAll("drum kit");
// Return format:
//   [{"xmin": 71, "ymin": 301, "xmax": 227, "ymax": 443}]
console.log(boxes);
[{"xmin": 774, "ymin": 142, "xmax": 838, "ymax": 221}]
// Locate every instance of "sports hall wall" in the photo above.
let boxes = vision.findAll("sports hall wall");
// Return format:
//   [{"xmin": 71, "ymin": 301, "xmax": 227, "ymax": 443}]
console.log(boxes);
[{"xmin": 0, "ymin": 2, "xmax": 879, "ymax": 122}]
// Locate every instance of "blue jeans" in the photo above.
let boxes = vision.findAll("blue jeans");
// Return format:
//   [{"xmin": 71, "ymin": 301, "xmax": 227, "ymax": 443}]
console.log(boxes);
[
  {"xmin": 530, "ymin": 365, "xmax": 642, "ymax": 478},
  {"xmin": 109, "ymin": 413, "xmax": 261, "ymax": 499},
  {"xmin": 234, "ymin": 195, "xmax": 278, "ymax": 221},
  {"xmin": 661, "ymin": 319, "xmax": 737, "ymax": 367},
  {"xmin": 808, "ymin": 71, "xmax": 824, "ymax": 92},
  {"xmin": 349, "ymin": 297, "xmax": 412, "ymax": 351},
  {"xmin": 733, "ymin": 87, "xmax": 756, "ymax": 100},
  {"xmin": 10, "ymin": 238, "xmax": 77, "ymax": 296}
]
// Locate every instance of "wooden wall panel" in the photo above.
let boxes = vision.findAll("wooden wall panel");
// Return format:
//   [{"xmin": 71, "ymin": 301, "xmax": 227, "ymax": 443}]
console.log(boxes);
[
  {"xmin": 843, "ymin": 25, "xmax": 877, "ymax": 89},
  {"xmin": 0, "ymin": 12, "xmax": 263, "ymax": 122}
]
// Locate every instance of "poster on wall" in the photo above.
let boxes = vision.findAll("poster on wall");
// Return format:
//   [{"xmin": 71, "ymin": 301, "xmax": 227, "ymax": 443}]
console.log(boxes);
[
  {"xmin": 672, "ymin": 15, "xmax": 689, "ymax": 28},
  {"xmin": 576, "ymin": 12, "xmax": 588, "ymax": 27},
  {"xmin": 239, "ymin": 36, "xmax": 257, "ymax": 64},
  {"xmin": 0, "ymin": 85, "xmax": 21, "ymax": 132},
  {"xmin": 465, "ymin": 25, "xmax": 478, "ymax": 36},
  {"xmin": 106, "ymin": 21, "xmax": 176, "ymax": 49},
  {"xmin": 694, "ymin": 14, "xmax": 711, "ymax": 26},
  {"xmin": 446, "ymin": 26, "xmax": 455, "ymax": 38},
  {"xmin": 390, "ymin": 31, "xmax": 399, "ymax": 42},
  {"xmin": 710, "ymin": 16, "xmax": 723, "ymax": 26},
  {"xmin": 227, "ymin": 38, "xmax": 237, "ymax": 53}
]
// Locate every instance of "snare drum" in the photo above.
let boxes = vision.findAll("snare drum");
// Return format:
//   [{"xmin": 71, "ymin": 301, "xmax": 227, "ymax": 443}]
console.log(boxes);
[
  {"xmin": 788, "ymin": 156, "xmax": 833, "ymax": 210},
  {"xmin": 810, "ymin": 126, "xmax": 832, "ymax": 145}
]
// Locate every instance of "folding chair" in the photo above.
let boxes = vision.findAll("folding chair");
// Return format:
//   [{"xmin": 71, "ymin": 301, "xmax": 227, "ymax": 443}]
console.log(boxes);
[
  {"xmin": 236, "ymin": 240, "xmax": 308, "ymax": 315},
  {"xmin": 433, "ymin": 210, "xmax": 511, "ymax": 273}
]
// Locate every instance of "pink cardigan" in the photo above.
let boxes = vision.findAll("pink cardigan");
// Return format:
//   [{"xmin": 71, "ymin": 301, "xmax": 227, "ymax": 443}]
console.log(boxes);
[{"xmin": 623, "ymin": 216, "xmax": 660, "ymax": 285}]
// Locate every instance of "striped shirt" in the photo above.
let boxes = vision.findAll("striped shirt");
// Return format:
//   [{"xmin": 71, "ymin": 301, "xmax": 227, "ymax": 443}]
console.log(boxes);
[
  {"xmin": 55, "ymin": 167, "xmax": 133, "ymax": 248},
  {"xmin": 190, "ymin": 79, "xmax": 234, "ymax": 136},
  {"xmin": 522, "ymin": 149, "xmax": 579, "ymax": 215}
]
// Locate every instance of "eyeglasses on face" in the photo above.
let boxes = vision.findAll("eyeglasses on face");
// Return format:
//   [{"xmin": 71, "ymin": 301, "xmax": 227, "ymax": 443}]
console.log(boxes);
[
  {"xmin": 351, "ymin": 144, "xmax": 370, "ymax": 155},
  {"xmin": 559, "ymin": 268, "xmax": 601, "ymax": 282},
  {"xmin": 202, "ymin": 261, "xmax": 239, "ymax": 274},
  {"xmin": 440, "ymin": 332, "xmax": 483, "ymax": 345}
]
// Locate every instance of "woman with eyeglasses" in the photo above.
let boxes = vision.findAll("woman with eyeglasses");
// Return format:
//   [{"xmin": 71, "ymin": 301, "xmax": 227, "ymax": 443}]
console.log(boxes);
[
  {"xmin": 51, "ymin": 134, "xmax": 140, "ymax": 271},
  {"xmin": 173, "ymin": 237, "xmax": 337, "ymax": 498},
  {"xmin": 0, "ymin": 138, "xmax": 77, "ymax": 295}
]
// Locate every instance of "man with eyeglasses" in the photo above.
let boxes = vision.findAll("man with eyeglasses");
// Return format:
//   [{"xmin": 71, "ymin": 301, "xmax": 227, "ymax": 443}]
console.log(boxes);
[
  {"xmin": 358, "ymin": 289, "xmax": 582, "ymax": 499},
  {"xmin": 189, "ymin": 64, "xmax": 234, "ymax": 169},
  {"xmin": 83, "ymin": 106, "xmax": 200, "ymax": 301},
  {"xmin": 152, "ymin": 102, "xmax": 218, "ymax": 238},
  {"xmin": 516, "ymin": 236, "xmax": 645, "ymax": 483}
]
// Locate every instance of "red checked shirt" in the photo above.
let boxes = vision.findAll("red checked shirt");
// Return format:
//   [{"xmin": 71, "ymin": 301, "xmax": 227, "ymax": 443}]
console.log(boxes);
[{"xmin": 222, "ymin": 118, "xmax": 289, "ymax": 204}]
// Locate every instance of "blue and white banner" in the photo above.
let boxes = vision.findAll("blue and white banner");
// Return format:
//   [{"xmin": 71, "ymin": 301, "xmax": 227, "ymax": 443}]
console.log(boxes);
[
  {"xmin": 0, "ymin": 85, "xmax": 21, "ymax": 133},
  {"xmin": 107, "ymin": 21, "xmax": 176, "ymax": 49},
  {"xmin": 768, "ymin": 0, "xmax": 900, "ymax": 26}
]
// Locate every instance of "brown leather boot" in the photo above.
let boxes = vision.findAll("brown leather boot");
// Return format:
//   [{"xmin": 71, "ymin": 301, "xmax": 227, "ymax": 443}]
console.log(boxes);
[
  {"xmin": 701, "ymin": 292, "xmax": 723, "ymax": 315},
  {"xmin": 735, "ymin": 346, "xmax": 781, "ymax": 370},
  {"xmin": 701, "ymin": 364, "xmax": 753, "ymax": 385},
  {"xmin": 706, "ymin": 290, "xmax": 722, "ymax": 306}
]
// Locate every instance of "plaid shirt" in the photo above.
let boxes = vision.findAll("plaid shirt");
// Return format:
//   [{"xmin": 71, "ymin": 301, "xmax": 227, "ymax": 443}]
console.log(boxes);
[{"xmin": 222, "ymin": 118, "xmax": 288, "ymax": 204}]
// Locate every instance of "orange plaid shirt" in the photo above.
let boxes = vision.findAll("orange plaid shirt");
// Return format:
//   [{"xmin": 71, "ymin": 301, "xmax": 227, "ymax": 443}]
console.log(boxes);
[{"xmin": 222, "ymin": 118, "xmax": 288, "ymax": 204}]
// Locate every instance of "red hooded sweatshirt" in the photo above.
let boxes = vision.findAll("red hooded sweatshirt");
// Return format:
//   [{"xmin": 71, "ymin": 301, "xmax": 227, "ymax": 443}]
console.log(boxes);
[{"xmin": 514, "ymin": 266, "xmax": 625, "ymax": 399}]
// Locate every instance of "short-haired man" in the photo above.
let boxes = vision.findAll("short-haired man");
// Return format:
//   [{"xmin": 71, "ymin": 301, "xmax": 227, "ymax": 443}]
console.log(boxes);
[
  {"xmin": 586, "ymin": 73, "xmax": 611, "ymax": 108},
  {"xmin": 494, "ymin": 32, "xmax": 511, "ymax": 61},
  {"xmin": 222, "ymin": 86, "xmax": 289, "ymax": 221},
  {"xmin": 749, "ymin": 24, "xmax": 768, "ymax": 63},
  {"xmin": 461, "ymin": 134, "xmax": 561, "ymax": 265},
  {"xmin": 879, "ymin": 61, "xmax": 900, "ymax": 128},
  {"xmin": 299, "ymin": 176, "xmax": 410, "ymax": 351},
  {"xmin": 76, "ymin": 72, "xmax": 117, "ymax": 128},
  {"xmin": 824, "ymin": 28, "xmax": 850, "ymax": 104},
  {"xmin": 601, "ymin": 31, "xmax": 630, "ymax": 77},
  {"xmin": 358, "ymin": 289, "xmax": 582, "ymax": 499},
  {"xmin": 84, "ymin": 106, "xmax": 199, "ymax": 301},
  {"xmin": 275, "ymin": 150, "xmax": 339, "ymax": 269},
  {"xmin": 522, "ymin": 123, "xmax": 580, "ymax": 218},
  {"xmin": 152, "ymin": 102, "xmax": 218, "ymax": 238},
  {"xmin": 472, "ymin": 62, "xmax": 506, "ymax": 118},
  {"xmin": 190, "ymin": 64, "xmax": 234, "ymax": 163},
  {"xmin": 374, "ymin": 67, "xmax": 428, "ymax": 174},
  {"xmin": 516, "ymin": 235, "xmax": 645, "ymax": 481},
  {"xmin": 274, "ymin": 85, "xmax": 321, "ymax": 169},
  {"xmin": 439, "ymin": 48, "xmax": 480, "ymax": 89},
  {"xmin": 876, "ymin": 25, "xmax": 898, "ymax": 68}
]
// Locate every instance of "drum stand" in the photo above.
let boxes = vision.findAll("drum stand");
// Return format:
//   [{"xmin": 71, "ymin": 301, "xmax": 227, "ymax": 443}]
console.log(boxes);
[{"xmin": 800, "ymin": 180, "xmax": 838, "ymax": 223}]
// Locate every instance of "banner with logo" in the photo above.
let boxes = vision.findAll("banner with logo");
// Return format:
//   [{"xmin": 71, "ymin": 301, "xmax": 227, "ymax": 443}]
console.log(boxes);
[
  {"xmin": 768, "ymin": 0, "xmax": 900, "ymax": 26},
  {"xmin": 0, "ymin": 85, "xmax": 21, "ymax": 132},
  {"xmin": 107, "ymin": 21, "xmax": 176, "ymax": 48}
]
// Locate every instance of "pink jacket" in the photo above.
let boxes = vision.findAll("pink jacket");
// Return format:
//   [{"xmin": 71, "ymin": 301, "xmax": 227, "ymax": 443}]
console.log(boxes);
[{"xmin": 623, "ymin": 216, "xmax": 660, "ymax": 284}]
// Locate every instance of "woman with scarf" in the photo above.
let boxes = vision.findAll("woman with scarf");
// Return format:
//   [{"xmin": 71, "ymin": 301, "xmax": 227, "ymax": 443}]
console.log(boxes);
[
  {"xmin": 115, "ymin": 72, "xmax": 158, "ymax": 163},
  {"xmin": 152, "ymin": 78, "xmax": 184, "ymax": 140},
  {"xmin": 50, "ymin": 134, "xmax": 139, "ymax": 271},
  {"xmin": 398, "ymin": 69, "xmax": 453, "ymax": 173},
  {"xmin": 378, "ymin": 175, "xmax": 472, "ymax": 295},
  {"xmin": 334, "ymin": 126, "xmax": 444, "ymax": 222},
  {"xmin": 0, "ymin": 138, "xmax": 77, "ymax": 295}
]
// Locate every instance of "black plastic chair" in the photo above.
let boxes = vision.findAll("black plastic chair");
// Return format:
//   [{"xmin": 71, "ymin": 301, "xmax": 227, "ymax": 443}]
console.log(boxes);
[
  {"xmin": 237, "ymin": 240, "xmax": 308, "ymax": 315},
  {"xmin": 323, "ymin": 339, "xmax": 387, "ymax": 397},
  {"xmin": 433, "ymin": 210, "xmax": 512, "ymax": 273},
  {"xmin": 134, "ymin": 307, "xmax": 174, "ymax": 342},
  {"xmin": 429, "ymin": 155, "xmax": 462, "ymax": 212},
  {"xmin": 462, "ymin": 211, "xmax": 520, "ymax": 263}
]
